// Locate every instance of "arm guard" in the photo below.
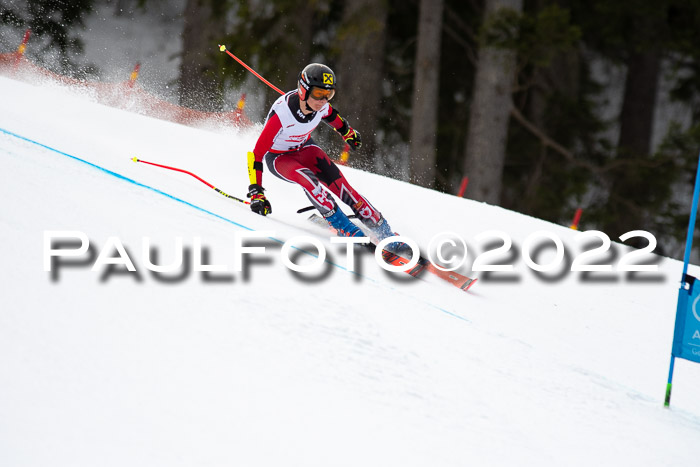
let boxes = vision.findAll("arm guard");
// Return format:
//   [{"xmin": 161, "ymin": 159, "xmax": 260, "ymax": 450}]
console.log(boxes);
[
  {"xmin": 247, "ymin": 151, "xmax": 264, "ymax": 185},
  {"xmin": 323, "ymin": 107, "xmax": 350, "ymax": 135}
]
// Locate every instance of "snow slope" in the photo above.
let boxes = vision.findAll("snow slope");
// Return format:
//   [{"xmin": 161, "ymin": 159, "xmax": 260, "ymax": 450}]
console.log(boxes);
[{"xmin": 1, "ymin": 74, "xmax": 699, "ymax": 466}]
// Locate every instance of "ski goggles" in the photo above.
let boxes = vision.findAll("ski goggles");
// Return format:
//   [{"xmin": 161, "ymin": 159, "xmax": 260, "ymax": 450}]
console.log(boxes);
[{"xmin": 308, "ymin": 86, "xmax": 335, "ymax": 101}]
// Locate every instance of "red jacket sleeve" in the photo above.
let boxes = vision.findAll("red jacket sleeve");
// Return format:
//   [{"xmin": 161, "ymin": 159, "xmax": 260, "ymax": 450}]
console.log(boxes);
[
  {"xmin": 249, "ymin": 112, "xmax": 282, "ymax": 186},
  {"xmin": 322, "ymin": 105, "xmax": 350, "ymax": 134}
]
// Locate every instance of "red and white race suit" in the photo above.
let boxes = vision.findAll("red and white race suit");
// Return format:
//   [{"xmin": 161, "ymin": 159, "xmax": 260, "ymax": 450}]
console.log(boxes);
[{"xmin": 249, "ymin": 91, "xmax": 382, "ymax": 226}]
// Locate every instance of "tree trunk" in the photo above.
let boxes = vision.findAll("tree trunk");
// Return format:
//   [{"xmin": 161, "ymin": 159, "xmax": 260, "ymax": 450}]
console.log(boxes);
[
  {"xmin": 617, "ymin": 50, "xmax": 661, "ymax": 157},
  {"xmin": 462, "ymin": 0, "xmax": 523, "ymax": 205},
  {"xmin": 520, "ymin": 47, "xmax": 580, "ymax": 213},
  {"xmin": 179, "ymin": 0, "xmax": 227, "ymax": 112},
  {"xmin": 409, "ymin": 0, "xmax": 444, "ymax": 188},
  {"xmin": 607, "ymin": 48, "xmax": 661, "ymax": 239},
  {"xmin": 336, "ymin": 0, "xmax": 389, "ymax": 170}
]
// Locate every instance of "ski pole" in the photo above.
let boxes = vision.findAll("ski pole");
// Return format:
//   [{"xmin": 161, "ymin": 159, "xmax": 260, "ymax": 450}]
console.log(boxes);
[
  {"xmin": 297, "ymin": 205, "xmax": 357, "ymax": 219},
  {"xmin": 131, "ymin": 157, "xmax": 250, "ymax": 205},
  {"xmin": 218, "ymin": 44, "xmax": 284, "ymax": 95},
  {"xmin": 217, "ymin": 44, "xmax": 351, "ymax": 163}
]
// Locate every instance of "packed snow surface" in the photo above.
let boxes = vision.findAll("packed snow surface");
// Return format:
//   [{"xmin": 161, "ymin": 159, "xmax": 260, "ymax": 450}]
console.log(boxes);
[{"xmin": 1, "ymin": 75, "xmax": 699, "ymax": 466}]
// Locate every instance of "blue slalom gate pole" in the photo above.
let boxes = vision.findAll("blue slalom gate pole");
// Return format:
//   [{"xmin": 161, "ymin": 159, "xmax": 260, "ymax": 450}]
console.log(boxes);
[
  {"xmin": 681, "ymin": 156, "xmax": 700, "ymax": 284},
  {"xmin": 665, "ymin": 153, "xmax": 700, "ymax": 407},
  {"xmin": 665, "ymin": 356, "xmax": 676, "ymax": 407}
]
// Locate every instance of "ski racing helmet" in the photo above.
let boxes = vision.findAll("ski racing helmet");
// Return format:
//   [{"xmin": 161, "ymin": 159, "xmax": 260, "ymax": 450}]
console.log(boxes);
[{"xmin": 298, "ymin": 63, "xmax": 336, "ymax": 101}]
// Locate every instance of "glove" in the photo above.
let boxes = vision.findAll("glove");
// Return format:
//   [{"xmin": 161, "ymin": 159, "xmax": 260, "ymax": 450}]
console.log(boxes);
[
  {"xmin": 342, "ymin": 127, "xmax": 362, "ymax": 151},
  {"xmin": 247, "ymin": 184, "xmax": 271, "ymax": 216}
]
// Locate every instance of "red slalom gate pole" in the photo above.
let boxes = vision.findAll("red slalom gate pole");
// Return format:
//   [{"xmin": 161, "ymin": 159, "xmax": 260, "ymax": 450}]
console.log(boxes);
[
  {"xmin": 570, "ymin": 208, "xmax": 583, "ymax": 230},
  {"xmin": 218, "ymin": 45, "xmax": 284, "ymax": 95},
  {"xmin": 457, "ymin": 176, "xmax": 469, "ymax": 198},
  {"xmin": 128, "ymin": 62, "xmax": 141, "ymax": 88},
  {"xmin": 132, "ymin": 157, "xmax": 250, "ymax": 205},
  {"xmin": 14, "ymin": 29, "xmax": 31, "ymax": 71}
]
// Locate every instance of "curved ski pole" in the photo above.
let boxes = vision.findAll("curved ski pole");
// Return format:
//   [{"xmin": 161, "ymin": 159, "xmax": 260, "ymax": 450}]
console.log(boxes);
[{"xmin": 131, "ymin": 157, "xmax": 250, "ymax": 205}]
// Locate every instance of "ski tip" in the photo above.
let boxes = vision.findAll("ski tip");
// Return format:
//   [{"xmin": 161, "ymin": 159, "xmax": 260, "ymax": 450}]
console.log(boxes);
[{"xmin": 461, "ymin": 278, "xmax": 477, "ymax": 291}]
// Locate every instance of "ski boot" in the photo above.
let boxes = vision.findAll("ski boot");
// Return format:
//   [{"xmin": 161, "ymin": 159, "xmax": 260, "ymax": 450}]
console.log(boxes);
[
  {"xmin": 370, "ymin": 216, "xmax": 414, "ymax": 258},
  {"xmin": 325, "ymin": 208, "xmax": 364, "ymax": 237}
]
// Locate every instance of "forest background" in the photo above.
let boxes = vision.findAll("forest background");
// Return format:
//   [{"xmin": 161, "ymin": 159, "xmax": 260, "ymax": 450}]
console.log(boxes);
[{"xmin": 4, "ymin": 0, "xmax": 700, "ymax": 260}]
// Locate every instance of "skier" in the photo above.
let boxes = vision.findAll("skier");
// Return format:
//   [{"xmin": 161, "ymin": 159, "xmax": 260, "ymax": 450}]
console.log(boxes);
[{"xmin": 245, "ymin": 62, "xmax": 403, "ymax": 246}]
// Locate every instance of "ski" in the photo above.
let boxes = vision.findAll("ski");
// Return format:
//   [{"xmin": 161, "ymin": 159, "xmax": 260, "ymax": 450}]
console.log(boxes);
[
  {"xmin": 373, "ymin": 247, "xmax": 476, "ymax": 290},
  {"xmin": 423, "ymin": 262, "xmax": 477, "ymax": 290},
  {"xmin": 306, "ymin": 213, "xmax": 477, "ymax": 291},
  {"xmin": 377, "ymin": 249, "xmax": 427, "ymax": 277}
]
